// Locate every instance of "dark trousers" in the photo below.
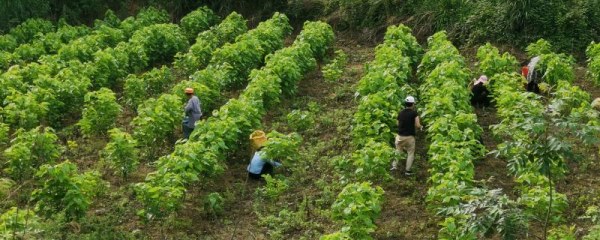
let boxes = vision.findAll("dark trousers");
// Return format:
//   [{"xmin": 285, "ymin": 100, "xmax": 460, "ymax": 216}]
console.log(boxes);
[
  {"xmin": 471, "ymin": 84, "xmax": 490, "ymax": 107},
  {"xmin": 526, "ymin": 81, "xmax": 540, "ymax": 94},
  {"xmin": 183, "ymin": 125, "xmax": 194, "ymax": 139},
  {"xmin": 248, "ymin": 163, "xmax": 274, "ymax": 180}
]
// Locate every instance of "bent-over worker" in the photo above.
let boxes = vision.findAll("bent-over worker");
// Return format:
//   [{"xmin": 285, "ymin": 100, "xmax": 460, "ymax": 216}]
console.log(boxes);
[
  {"xmin": 470, "ymin": 75, "xmax": 490, "ymax": 107},
  {"xmin": 247, "ymin": 133, "xmax": 282, "ymax": 180}
]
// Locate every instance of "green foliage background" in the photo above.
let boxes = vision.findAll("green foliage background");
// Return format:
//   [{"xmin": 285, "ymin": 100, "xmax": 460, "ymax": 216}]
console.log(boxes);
[{"xmin": 2, "ymin": 0, "xmax": 598, "ymax": 53}]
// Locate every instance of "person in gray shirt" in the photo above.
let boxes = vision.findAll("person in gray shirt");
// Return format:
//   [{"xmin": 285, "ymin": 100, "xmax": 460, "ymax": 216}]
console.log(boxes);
[{"xmin": 183, "ymin": 87, "xmax": 202, "ymax": 139}]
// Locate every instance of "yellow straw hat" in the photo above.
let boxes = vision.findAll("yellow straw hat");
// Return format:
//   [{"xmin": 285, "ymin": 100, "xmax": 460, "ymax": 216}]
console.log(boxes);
[{"xmin": 250, "ymin": 130, "xmax": 267, "ymax": 149}]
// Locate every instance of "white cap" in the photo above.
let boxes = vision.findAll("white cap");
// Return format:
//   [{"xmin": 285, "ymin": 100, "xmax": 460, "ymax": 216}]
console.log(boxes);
[{"xmin": 405, "ymin": 96, "xmax": 416, "ymax": 103}]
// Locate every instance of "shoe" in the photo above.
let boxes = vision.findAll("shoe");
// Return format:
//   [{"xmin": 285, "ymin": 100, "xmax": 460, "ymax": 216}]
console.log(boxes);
[{"xmin": 404, "ymin": 170, "xmax": 414, "ymax": 176}]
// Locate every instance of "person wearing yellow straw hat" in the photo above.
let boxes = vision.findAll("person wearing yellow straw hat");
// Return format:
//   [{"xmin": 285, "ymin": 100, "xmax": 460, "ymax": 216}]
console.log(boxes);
[
  {"xmin": 247, "ymin": 130, "xmax": 281, "ymax": 180},
  {"xmin": 182, "ymin": 87, "xmax": 202, "ymax": 139}
]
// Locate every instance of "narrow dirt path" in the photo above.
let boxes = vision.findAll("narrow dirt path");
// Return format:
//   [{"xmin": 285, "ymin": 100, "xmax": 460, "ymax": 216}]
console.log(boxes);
[{"xmin": 472, "ymin": 107, "xmax": 517, "ymax": 197}]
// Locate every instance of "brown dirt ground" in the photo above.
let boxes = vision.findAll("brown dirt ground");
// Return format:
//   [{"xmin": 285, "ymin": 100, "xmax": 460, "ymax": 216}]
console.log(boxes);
[{"xmin": 8, "ymin": 32, "xmax": 598, "ymax": 240}]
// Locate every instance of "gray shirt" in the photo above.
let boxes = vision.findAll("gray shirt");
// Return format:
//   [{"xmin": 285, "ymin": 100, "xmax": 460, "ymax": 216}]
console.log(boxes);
[{"xmin": 184, "ymin": 95, "xmax": 202, "ymax": 128}]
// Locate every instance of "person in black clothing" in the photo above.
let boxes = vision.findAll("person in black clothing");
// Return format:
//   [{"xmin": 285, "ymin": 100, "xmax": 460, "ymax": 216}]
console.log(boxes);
[
  {"xmin": 526, "ymin": 56, "xmax": 542, "ymax": 93},
  {"xmin": 470, "ymin": 75, "xmax": 490, "ymax": 107},
  {"xmin": 392, "ymin": 96, "xmax": 423, "ymax": 176}
]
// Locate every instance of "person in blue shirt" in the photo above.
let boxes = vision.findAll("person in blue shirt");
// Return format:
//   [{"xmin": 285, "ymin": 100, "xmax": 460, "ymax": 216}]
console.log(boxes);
[
  {"xmin": 247, "ymin": 147, "xmax": 282, "ymax": 180},
  {"xmin": 183, "ymin": 87, "xmax": 202, "ymax": 139}
]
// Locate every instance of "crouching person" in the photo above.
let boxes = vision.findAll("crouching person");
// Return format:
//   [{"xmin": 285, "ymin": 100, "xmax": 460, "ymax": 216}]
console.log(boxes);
[{"xmin": 247, "ymin": 130, "xmax": 282, "ymax": 180}]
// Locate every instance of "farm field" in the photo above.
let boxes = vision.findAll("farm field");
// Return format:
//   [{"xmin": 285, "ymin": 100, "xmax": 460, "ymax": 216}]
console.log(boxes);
[{"xmin": 1, "ymin": 2, "xmax": 600, "ymax": 240}]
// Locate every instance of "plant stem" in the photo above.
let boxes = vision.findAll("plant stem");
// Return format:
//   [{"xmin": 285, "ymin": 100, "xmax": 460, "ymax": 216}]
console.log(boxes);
[{"xmin": 543, "ymin": 168, "xmax": 553, "ymax": 240}]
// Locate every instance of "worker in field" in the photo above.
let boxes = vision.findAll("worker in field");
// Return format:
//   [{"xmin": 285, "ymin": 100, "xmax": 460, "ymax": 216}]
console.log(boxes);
[
  {"xmin": 247, "ymin": 130, "xmax": 282, "ymax": 180},
  {"xmin": 469, "ymin": 75, "xmax": 490, "ymax": 107},
  {"xmin": 182, "ymin": 88, "xmax": 202, "ymax": 139},
  {"xmin": 392, "ymin": 96, "xmax": 423, "ymax": 176},
  {"xmin": 525, "ymin": 56, "xmax": 542, "ymax": 93}
]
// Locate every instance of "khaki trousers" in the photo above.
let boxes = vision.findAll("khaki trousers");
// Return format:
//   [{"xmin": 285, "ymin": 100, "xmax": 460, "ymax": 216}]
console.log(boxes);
[{"xmin": 393, "ymin": 135, "xmax": 416, "ymax": 171}]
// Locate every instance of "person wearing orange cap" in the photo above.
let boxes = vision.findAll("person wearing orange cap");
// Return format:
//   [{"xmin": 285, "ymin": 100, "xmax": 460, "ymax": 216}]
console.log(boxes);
[{"xmin": 182, "ymin": 88, "xmax": 202, "ymax": 139}]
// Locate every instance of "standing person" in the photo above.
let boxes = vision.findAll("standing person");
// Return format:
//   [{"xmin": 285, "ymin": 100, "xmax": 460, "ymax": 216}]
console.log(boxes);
[
  {"xmin": 247, "ymin": 132, "xmax": 282, "ymax": 180},
  {"xmin": 392, "ymin": 96, "xmax": 423, "ymax": 176},
  {"xmin": 182, "ymin": 88, "xmax": 202, "ymax": 139},
  {"xmin": 526, "ymin": 56, "xmax": 542, "ymax": 93},
  {"xmin": 470, "ymin": 75, "xmax": 490, "ymax": 107}
]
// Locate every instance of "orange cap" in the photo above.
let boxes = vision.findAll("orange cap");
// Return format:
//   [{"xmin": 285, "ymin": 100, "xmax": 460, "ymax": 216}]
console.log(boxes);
[{"xmin": 184, "ymin": 88, "xmax": 194, "ymax": 94}]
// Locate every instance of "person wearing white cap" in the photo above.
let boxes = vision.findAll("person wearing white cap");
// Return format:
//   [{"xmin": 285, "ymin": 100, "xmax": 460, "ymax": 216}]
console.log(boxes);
[
  {"xmin": 470, "ymin": 75, "xmax": 490, "ymax": 107},
  {"xmin": 392, "ymin": 95, "xmax": 423, "ymax": 176}
]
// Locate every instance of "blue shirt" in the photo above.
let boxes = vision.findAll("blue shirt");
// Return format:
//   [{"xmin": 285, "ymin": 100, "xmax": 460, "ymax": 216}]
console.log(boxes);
[
  {"xmin": 247, "ymin": 151, "xmax": 281, "ymax": 174},
  {"xmin": 184, "ymin": 95, "xmax": 202, "ymax": 128}
]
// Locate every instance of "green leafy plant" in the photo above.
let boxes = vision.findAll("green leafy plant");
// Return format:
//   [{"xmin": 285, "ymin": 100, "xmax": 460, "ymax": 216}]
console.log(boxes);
[
  {"xmin": 0, "ymin": 207, "xmax": 42, "ymax": 239},
  {"xmin": 0, "ymin": 122, "xmax": 9, "ymax": 145},
  {"xmin": 0, "ymin": 35, "xmax": 18, "ymax": 52},
  {"xmin": 352, "ymin": 25, "xmax": 420, "ymax": 148},
  {"xmin": 57, "ymin": 25, "xmax": 125, "ymax": 63},
  {"xmin": 118, "ymin": 7, "xmax": 170, "ymax": 38},
  {"xmin": 128, "ymin": 23, "xmax": 189, "ymax": 65},
  {"xmin": 32, "ymin": 161, "xmax": 106, "ymax": 220},
  {"xmin": 123, "ymin": 66, "xmax": 175, "ymax": 109},
  {"xmin": 438, "ymin": 188, "xmax": 528, "ymax": 239},
  {"xmin": 586, "ymin": 41, "xmax": 600, "ymax": 86},
  {"xmin": 487, "ymin": 60, "xmax": 594, "ymax": 237},
  {"xmin": 101, "ymin": 128, "xmax": 139, "ymax": 180},
  {"xmin": 286, "ymin": 110, "xmax": 315, "ymax": 131},
  {"xmin": 211, "ymin": 12, "xmax": 292, "ymax": 89},
  {"xmin": 135, "ymin": 19, "xmax": 334, "ymax": 219},
  {"xmin": 0, "ymin": 178, "xmax": 14, "ymax": 200},
  {"xmin": 3, "ymin": 127, "xmax": 61, "ymax": 181},
  {"xmin": 547, "ymin": 225, "xmax": 576, "ymax": 240},
  {"xmin": 131, "ymin": 94, "xmax": 181, "ymax": 157},
  {"xmin": 331, "ymin": 182, "xmax": 384, "ymax": 239},
  {"xmin": 476, "ymin": 43, "xmax": 518, "ymax": 78},
  {"xmin": 78, "ymin": 88, "xmax": 122, "ymax": 136},
  {"xmin": 8, "ymin": 18, "xmax": 55, "ymax": 44},
  {"xmin": 262, "ymin": 131, "xmax": 302, "ymax": 163},
  {"xmin": 584, "ymin": 225, "xmax": 600, "ymax": 240},
  {"xmin": 322, "ymin": 49, "xmax": 348, "ymax": 83},
  {"xmin": 320, "ymin": 231, "xmax": 351, "ymax": 240},
  {"xmin": 258, "ymin": 197, "xmax": 322, "ymax": 239},
  {"xmin": 581, "ymin": 206, "xmax": 600, "ymax": 224},
  {"xmin": 179, "ymin": 6, "xmax": 219, "ymax": 41},
  {"xmin": 174, "ymin": 12, "xmax": 248, "ymax": 75},
  {"xmin": 350, "ymin": 140, "xmax": 397, "ymax": 182},
  {"xmin": 2, "ymin": 90, "xmax": 49, "ymax": 130},
  {"xmin": 203, "ymin": 192, "xmax": 224, "ymax": 217},
  {"xmin": 256, "ymin": 175, "xmax": 289, "ymax": 201},
  {"xmin": 526, "ymin": 39, "xmax": 553, "ymax": 58}
]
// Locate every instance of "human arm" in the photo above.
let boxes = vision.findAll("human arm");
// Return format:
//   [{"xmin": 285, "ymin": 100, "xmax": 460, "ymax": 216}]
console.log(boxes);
[
  {"xmin": 270, "ymin": 161, "xmax": 282, "ymax": 167},
  {"xmin": 184, "ymin": 99, "xmax": 193, "ymax": 113},
  {"xmin": 415, "ymin": 116, "xmax": 423, "ymax": 130},
  {"xmin": 258, "ymin": 151, "xmax": 282, "ymax": 167}
]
